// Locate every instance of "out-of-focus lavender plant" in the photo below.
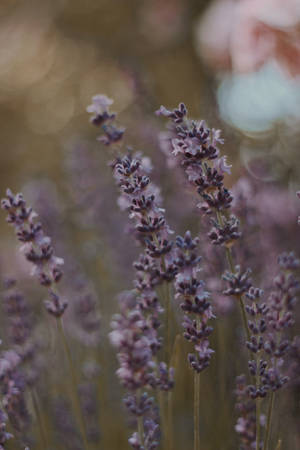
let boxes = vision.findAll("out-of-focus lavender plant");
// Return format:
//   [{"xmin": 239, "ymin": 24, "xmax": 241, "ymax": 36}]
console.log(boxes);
[
  {"xmin": 1, "ymin": 279, "xmax": 47, "ymax": 446},
  {"xmin": 1, "ymin": 191, "xmax": 92, "ymax": 449},
  {"xmin": 0, "ymin": 347, "xmax": 30, "ymax": 447},
  {"xmin": 2, "ymin": 279, "xmax": 32, "ymax": 350},
  {"xmin": 235, "ymin": 252, "xmax": 299, "ymax": 450},
  {"xmin": 231, "ymin": 178, "xmax": 300, "ymax": 287},
  {"xmin": 21, "ymin": 176, "xmax": 108, "ymax": 448}
]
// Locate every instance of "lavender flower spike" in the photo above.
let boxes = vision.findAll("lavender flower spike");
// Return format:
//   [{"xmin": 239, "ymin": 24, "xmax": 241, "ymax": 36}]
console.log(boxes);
[
  {"xmin": 1, "ymin": 189, "xmax": 67, "ymax": 317},
  {"xmin": 175, "ymin": 231, "xmax": 214, "ymax": 373},
  {"xmin": 174, "ymin": 230, "xmax": 214, "ymax": 450}
]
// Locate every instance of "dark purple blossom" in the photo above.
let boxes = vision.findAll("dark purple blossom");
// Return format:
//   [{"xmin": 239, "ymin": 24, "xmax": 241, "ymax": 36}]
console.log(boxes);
[
  {"xmin": 86, "ymin": 94, "xmax": 115, "ymax": 125},
  {"xmin": 110, "ymin": 299, "xmax": 155, "ymax": 390},
  {"xmin": 174, "ymin": 231, "xmax": 214, "ymax": 373},
  {"xmin": 87, "ymin": 94, "xmax": 125, "ymax": 145},
  {"xmin": 1, "ymin": 190, "xmax": 67, "ymax": 317},
  {"xmin": 235, "ymin": 252, "xmax": 299, "ymax": 447},
  {"xmin": 223, "ymin": 267, "xmax": 252, "ymax": 298}
]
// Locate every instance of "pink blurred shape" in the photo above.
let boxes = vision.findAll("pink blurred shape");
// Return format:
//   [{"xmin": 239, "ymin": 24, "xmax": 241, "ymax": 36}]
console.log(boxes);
[{"xmin": 197, "ymin": 0, "xmax": 300, "ymax": 76}]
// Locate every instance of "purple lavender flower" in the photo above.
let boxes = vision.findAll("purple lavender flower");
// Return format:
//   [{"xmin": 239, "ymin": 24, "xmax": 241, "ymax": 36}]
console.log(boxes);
[
  {"xmin": 155, "ymin": 103, "xmax": 247, "ymax": 295},
  {"xmin": 88, "ymin": 95, "xmax": 177, "ymax": 448},
  {"xmin": 262, "ymin": 252, "xmax": 299, "ymax": 392},
  {"xmin": 174, "ymin": 231, "xmax": 214, "ymax": 373},
  {"xmin": 235, "ymin": 252, "xmax": 299, "ymax": 448},
  {"xmin": 110, "ymin": 297, "xmax": 155, "ymax": 391},
  {"xmin": 1, "ymin": 190, "xmax": 67, "ymax": 317},
  {"xmin": 87, "ymin": 94, "xmax": 125, "ymax": 145},
  {"xmin": 110, "ymin": 294, "xmax": 160, "ymax": 449},
  {"xmin": 86, "ymin": 94, "xmax": 115, "ymax": 125},
  {"xmin": 223, "ymin": 267, "xmax": 252, "ymax": 298}
]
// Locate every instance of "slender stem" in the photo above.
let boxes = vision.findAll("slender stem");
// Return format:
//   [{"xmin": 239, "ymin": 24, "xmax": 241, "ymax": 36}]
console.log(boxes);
[
  {"xmin": 167, "ymin": 391, "xmax": 173, "ymax": 450},
  {"xmin": 31, "ymin": 389, "xmax": 49, "ymax": 449},
  {"xmin": 194, "ymin": 371, "xmax": 200, "ymax": 450},
  {"xmin": 256, "ymin": 397, "xmax": 261, "ymax": 450},
  {"xmin": 216, "ymin": 212, "xmax": 251, "ymax": 343},
  {"xmin": 164, "ymin": 278, "xmax": 172, "ymax": 363},
  {"xmin": 57, "ymin": 317, "xmax": 90, "ymax": 450},
  {"xmin": 158, "ymin": 252, "xmax": 173, "ymax": 450},
  {"xmin": 238, "ymin": 297, "xmax": 251, "ymax": 342},
  {"xmin": 194, "ymin": 316, "xmax": 201, "ymax": 450},
  {"xmin": 263, "ymin": 392, "xmax": 275, "ymax": 450}
]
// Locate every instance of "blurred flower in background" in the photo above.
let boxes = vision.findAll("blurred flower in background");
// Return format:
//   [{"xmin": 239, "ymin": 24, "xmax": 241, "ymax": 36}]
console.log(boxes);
[{"xmin": 195, "ymin": 0, "xmax": 300, "ymax": 182}]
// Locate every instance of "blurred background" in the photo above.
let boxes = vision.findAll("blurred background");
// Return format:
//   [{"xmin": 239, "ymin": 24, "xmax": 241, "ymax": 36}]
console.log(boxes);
[{"xmin": 0, "ymin": 1, "xmax": 299, "ymax": 449}]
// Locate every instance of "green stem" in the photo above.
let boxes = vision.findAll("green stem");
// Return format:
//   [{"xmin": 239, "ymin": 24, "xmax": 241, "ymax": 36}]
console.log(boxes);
[
  {"xmin": 194, "ymin": 316, "xmax": 201, "ymax": 450},
  {"xmin": 31, "ymin": 388, "xmax": 49, "ymax": 449},
  {"xmin": 216, "ymin": 212, "xmax": 251, "ymax": 342},
  {"xmin": 238, "ymin": 296, "xmax": 251, "ymax": 342},
  {"xmin": 57, "ymin": 317, "xmax": 90, "ymax": 450},
  {"xmin": 263, "ymin": 392, "xmax": 275, "ymax": 450},
  {"xmin": 164, "ymin": 277, "xmax": 172, "ymax": 363},
  {"xmin": 167, "ymin": 391, "xmax": 173, "ymax": 450},
  {"xmin": 256, "ymin": 397, "xmax": 261, "ymax": 450},
  {"xmin": 194, "ymin": 372, "xmax": 200, "ymax": 450}
]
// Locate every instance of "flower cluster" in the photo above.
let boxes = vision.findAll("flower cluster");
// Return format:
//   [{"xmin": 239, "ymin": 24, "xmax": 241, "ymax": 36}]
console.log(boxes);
[
  {"xmin": 1, "ymin": 190, "xmax": 67, "ymax": 317},
  {"xmin": 88, "ymin": 96, "xmax": 173, "ymax": 448},
  {"xmin": 113, "ymin": 153, "xmax": 176, "ymax": 283},
  {"xmin": 110, "ymin": 293, "xmax": 160, "ymax": 449},
  {"xmin": 174, "ymin": 231, "xmax": 214, "ymax": 373},
  {"xmin": 156, "ymin": 102, "xmax": 236, "ymax": 229},
  {"xmin": 156, "ymin": 104, "xmax": 250, "ymax": 303},
  {"xmin": 110, "ymin": 294, "xmax": 157, "ymax": 391},
  {"xmin": 223, "ymin": 267, "xmax": 252, "ymax": 298},
  {"xmin": 87, "ymin": 94, "xmax": 124, "ymax": 146},
  {"xmin": 263, "ymin": 252, "xmax": 299, "ymax": 391},
  {"xmin": 235, "ymin": 252, "xmax": 299, "ymax": 447}
]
